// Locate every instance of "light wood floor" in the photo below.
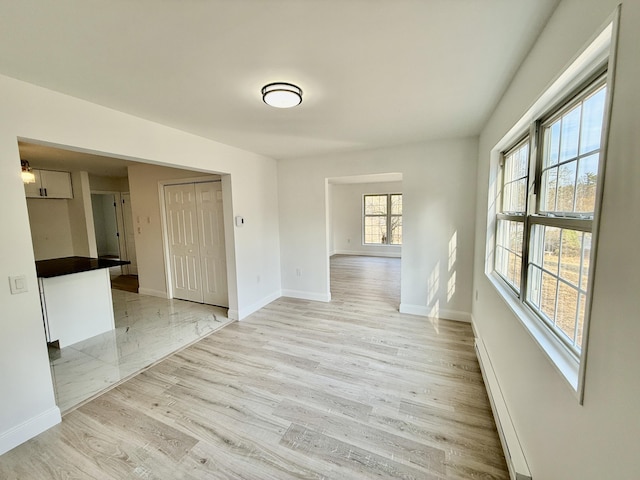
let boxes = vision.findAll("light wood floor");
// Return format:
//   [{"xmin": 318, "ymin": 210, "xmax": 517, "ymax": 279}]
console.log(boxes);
[{"xmin": 0, "ymin": 255, "xmax": 508, "ymax": 479}]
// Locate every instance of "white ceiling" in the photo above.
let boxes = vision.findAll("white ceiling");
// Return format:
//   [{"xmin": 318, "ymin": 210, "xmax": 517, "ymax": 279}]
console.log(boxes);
[{"xmin": 1, "ymin": 1, "xmax": 559, "ymax": 161}]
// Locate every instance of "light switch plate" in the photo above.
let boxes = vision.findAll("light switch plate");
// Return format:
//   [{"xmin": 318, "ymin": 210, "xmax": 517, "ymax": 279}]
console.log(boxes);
[{"xmin": 9, "ymin": 275, "xmax": 28, "ymax": 294}]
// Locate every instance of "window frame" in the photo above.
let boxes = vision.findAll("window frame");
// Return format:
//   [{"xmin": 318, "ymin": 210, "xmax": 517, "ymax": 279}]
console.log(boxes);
[
  {"xmin": 362, "ymin": 193, "xmax": 402, "ymax": 246},
  {"xmin": 485, "ymin": 12, "xmax": 619, "ymax": 404}
]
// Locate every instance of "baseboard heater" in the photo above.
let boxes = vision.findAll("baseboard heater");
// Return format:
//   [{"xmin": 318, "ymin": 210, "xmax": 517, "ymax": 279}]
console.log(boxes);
[{"xmin": 475, "ymin": 338, "xmax": 532, "ymax": 480}]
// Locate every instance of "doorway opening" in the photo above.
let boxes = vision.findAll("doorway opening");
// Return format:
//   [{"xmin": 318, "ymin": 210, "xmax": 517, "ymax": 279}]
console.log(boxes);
[
  {"xmin": 91, "ymin": 192, "xmax": 139, "ymax": 292},
  {"xmin": 18, "ymin": 139, "xmax": 237, "ymax": 414},
  {"xmin": 326, "ymin": 173, "xmax": 403, "ymax": 308}
]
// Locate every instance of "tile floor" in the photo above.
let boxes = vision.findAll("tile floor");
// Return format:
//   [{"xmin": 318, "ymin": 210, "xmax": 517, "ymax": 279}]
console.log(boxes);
[{"xmin": 48, "ymin": 289, "xmax": 232, "ymax": 414}]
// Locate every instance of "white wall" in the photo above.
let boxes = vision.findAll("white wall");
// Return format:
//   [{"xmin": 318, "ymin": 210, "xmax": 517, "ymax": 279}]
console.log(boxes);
[
  {"xmin": 278, "ymin": 138, "xmax": 477, "ymax": 321},
  {"xmin": 330, "ymin": 181, "xmax": 402, "ymax": 257},
  {"xmin": 67, "ymin": 171, "xmax": 97, "ymax": 258},
  {"xmin": 26, "ymin": 170, "xmax": 98, "ymax": 261},
  {"xmin": 26, "ymin": 198, "xmax": 75, "ymax": 260},
  {"xmin": 127, "ymin": 162, "xmax": 283, "ymax": 318},
  {"xmin": 89, "ymin": 174, "xmax": 129, "ymax": 193},
  {"xmin": 126, "ymin": 164, "xmax": 219, "ymax": 297},
  {"xmin": 472, "ymin": 1, "xmax": 640, "ymax": 478},
  {"xmin": 0, "ymin": 73, "xmax": 281, "ymax": 454}
]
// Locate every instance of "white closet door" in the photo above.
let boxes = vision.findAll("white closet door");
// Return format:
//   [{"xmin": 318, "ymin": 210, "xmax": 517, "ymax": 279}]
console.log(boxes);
[
  {"xmin": 195, "ymin": 182, "xmax": 228, "ymax": 307},
  {"xmin": 165, "ymin": 184, "xmax": 202, "ymax": 303}
]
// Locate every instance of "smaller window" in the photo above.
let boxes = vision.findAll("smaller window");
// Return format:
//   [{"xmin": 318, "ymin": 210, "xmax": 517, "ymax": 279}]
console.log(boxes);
[
  {"xmin": 494, "ymin": 139, "xmax": 529, "ymax": 293},
  {"xmin": 363, "ymin": 194, "xmax": 402, "ymax": 245},
  {"xmin": 502, "ymin": 140, "xmax": 529, "ymax": 215}
]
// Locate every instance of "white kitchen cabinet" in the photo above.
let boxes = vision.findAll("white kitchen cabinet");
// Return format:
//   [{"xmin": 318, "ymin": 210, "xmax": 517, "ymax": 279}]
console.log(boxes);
[
  {"xmin": 23, "ymin": 171, "xmax": 42, "ymax": 197},
  {"xmin": 25, "ymin": 169, "xmax": 73, "ymax": 199}
]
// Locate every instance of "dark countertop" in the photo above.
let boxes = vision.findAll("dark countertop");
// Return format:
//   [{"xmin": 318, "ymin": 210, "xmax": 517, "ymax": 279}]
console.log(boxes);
[{"xmin": 36, "ymin": 256, "xmax": 131, "ymax": 278}]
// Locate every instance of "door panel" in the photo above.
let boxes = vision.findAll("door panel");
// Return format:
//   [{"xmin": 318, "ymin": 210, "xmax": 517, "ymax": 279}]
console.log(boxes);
[
  {"xmin": 165, "ymin": 184, "xmax": 202, "ymax": 303},
  {"xmin": 195, "ymin": 182, "xmax": 228, "ymax": 307},
  {"xmin": 121, "ymin": 193, "xmax": 138, "ymax": 275}
]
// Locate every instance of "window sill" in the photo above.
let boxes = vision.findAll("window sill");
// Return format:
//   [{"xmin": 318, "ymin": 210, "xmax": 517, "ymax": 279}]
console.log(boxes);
[
  {"xmin": 362, "ymin": 244, "xmax": 402, "ymax": 247},
  {"xmin": 487, "ymin": 272, "xmax": 582, "ymax": 401}
]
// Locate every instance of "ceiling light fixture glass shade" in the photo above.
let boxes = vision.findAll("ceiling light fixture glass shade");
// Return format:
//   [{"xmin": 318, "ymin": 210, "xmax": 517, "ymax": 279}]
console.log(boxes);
[
  {"xmin": 262, "ymin": 82, "xmax": 302, "ymax": 108},
  {"xmin": 21, "ymin": 160, "xmax": 36, "ymax": 184}
]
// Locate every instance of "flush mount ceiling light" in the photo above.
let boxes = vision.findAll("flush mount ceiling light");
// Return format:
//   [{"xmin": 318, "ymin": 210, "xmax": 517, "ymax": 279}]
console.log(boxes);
[
  {"xmin": 261, "ymin": 82, "xmax": 302, "ymax": 108},
  {"xmin": 21, "ymin": 160, "xmax": 36, "ymax": 184}
]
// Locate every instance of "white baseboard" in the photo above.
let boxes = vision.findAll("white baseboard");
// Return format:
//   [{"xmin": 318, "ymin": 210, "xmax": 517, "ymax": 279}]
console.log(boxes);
[
  {"xmin": 399, "ymin": 303, "xmax": 428, "ymax": 316},
  {"xmin": 439, "ymin": 309, "xmax": 471, "ymax": 323},
  {"xmin": 398, "ymin": 304, "xmax": 471, "ymax": 323},
  {"xmin": 333, "ymin": 249, "xmax": 401, "ymax": 258},
  {"xmin": 237, "ymin": 291, "xmax": 281, "ymax": 320},
  {"xmin": 281, "ymin": 289, "xmax": 331, "ymax": 303},
  {"xmin": 475, "ymin": 337, "xmax": 531, "ymax": 480},
  {"xmin": 0, "ymin": 406, "xmax": 61, "ymax": 455},
  {"xmin": 471, "ymin": 315, "xmax": 479, "ymax": 337},
  {"xmin": 137, "ymin": 287, "xmax": 169, "ymax": 298},
  {"xmin": 227, "ymin": 309, "xmax": 239, "ymax": 321}
]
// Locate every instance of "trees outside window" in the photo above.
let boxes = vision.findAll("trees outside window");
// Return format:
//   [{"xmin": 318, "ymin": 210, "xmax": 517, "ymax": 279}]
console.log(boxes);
[
  {"xmin": 494, "ymin": 76, "xmax": 607, "ymax": 356},
  {"xmin": 363, "ymin": 194, "xmax": 402, "ymax": 245}
]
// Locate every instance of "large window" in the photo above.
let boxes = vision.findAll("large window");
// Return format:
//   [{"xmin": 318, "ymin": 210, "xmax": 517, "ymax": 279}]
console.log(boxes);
[
  {"xmin": 363, "ymin": 194, "xmax": 402, "ymax": 245},
  {"xmin": 493, "ymin": 74, "xmax": 608, "ymax": 384}
]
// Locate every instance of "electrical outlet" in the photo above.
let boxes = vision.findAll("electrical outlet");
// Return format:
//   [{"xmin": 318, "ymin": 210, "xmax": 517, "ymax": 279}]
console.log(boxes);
[{"xmin": 296, "ymin": 268, "xmax": 302, "ymax": 277}]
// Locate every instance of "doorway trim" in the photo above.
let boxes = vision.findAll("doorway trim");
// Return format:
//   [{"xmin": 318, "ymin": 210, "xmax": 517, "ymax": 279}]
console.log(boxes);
[{"xmin": 157, "ymin": 174, "xmax": 239, "ymax": 320}]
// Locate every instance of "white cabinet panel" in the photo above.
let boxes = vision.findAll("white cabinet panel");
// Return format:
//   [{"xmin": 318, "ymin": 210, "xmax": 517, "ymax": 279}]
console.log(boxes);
[
  {"xmin": 25, "ymin": 169, "xmax": 73, "ymax": 199},
  {"xmin": 40, "ymin": 170, "xmax": 73, "ymax": 198},
  {"xmin": 40, "ymin": 268, "xmax": 115, "ymax": 347},
  {"xmin": 24, "ymin": 170, "xmax": 43, "ymax": 197}
]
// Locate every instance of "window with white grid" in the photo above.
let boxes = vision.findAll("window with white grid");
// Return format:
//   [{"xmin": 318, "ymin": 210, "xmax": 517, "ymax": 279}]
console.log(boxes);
[
  {"xmin": 494, "ymin": 75, "xmax": 607, "ymax": 361},
  {"xmin": 363, "ymin": 194, "xmax": 402, "ymax": 245}
]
